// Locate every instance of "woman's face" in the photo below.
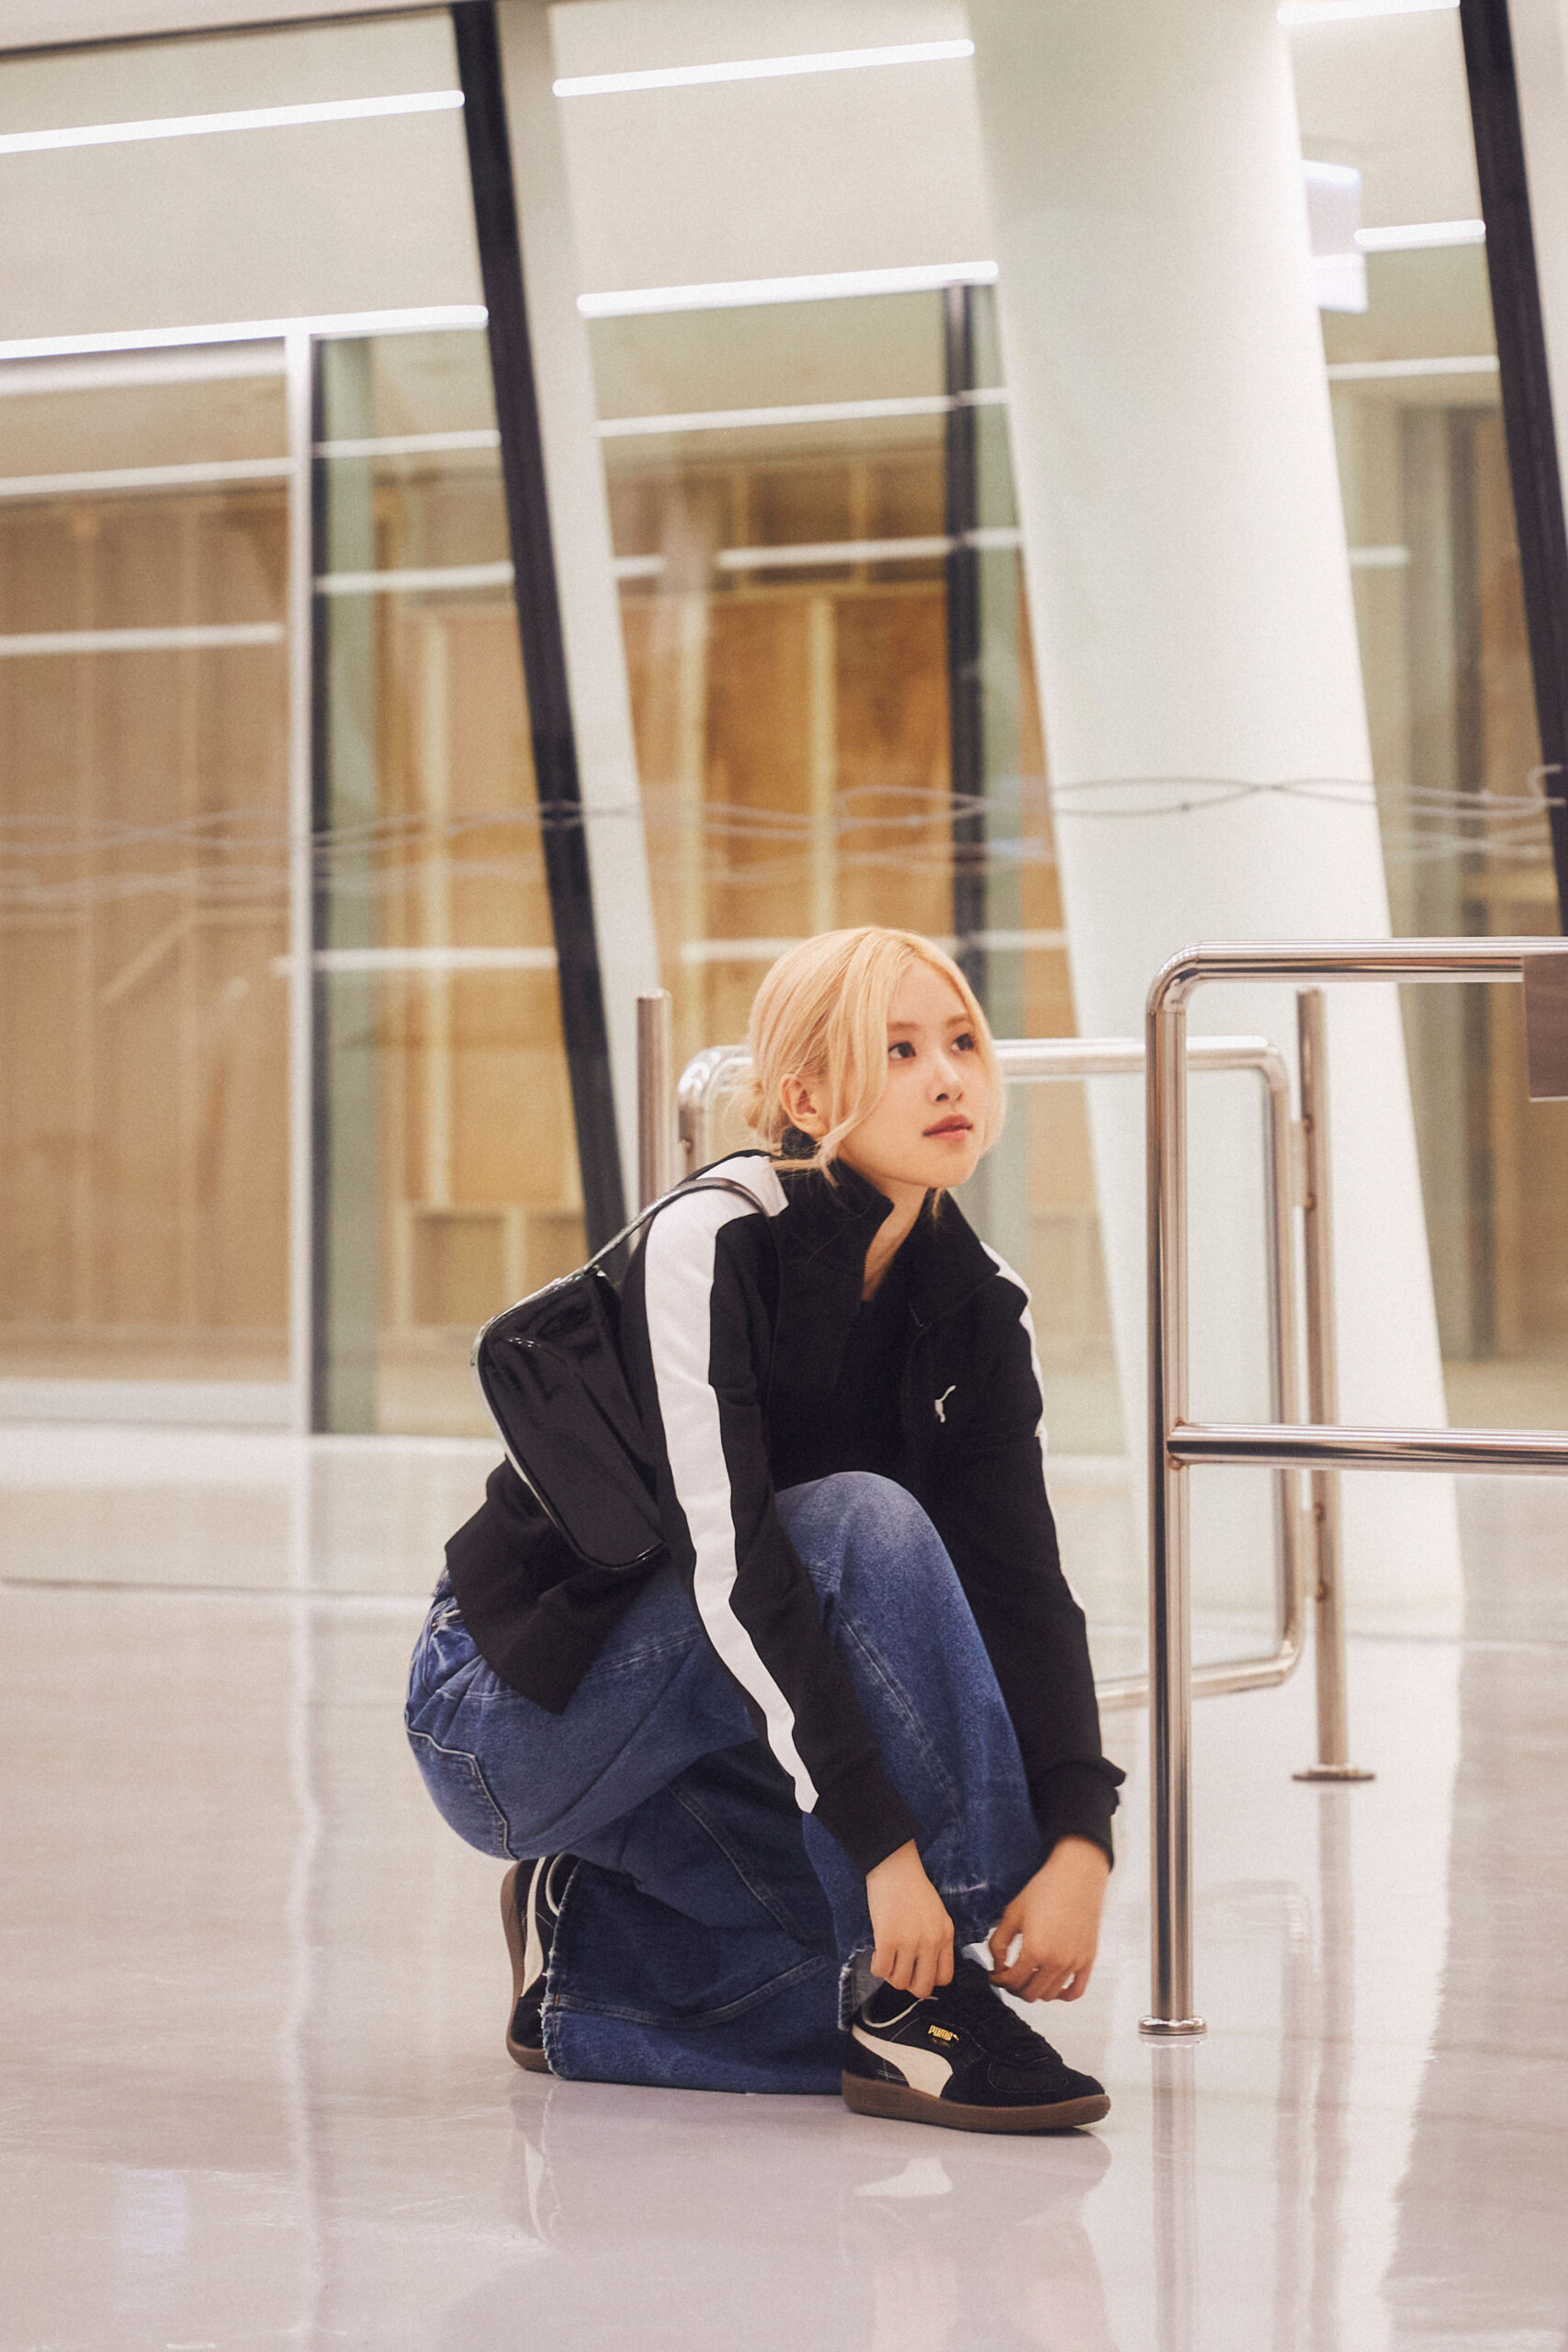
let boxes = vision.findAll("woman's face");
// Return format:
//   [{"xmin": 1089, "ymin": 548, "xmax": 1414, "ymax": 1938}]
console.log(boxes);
[{"xmin": 788, "ymin": 960, "xmax": 990, "ymax": 1204}]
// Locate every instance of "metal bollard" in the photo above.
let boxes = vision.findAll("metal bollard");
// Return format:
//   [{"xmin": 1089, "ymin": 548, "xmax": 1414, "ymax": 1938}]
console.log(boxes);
[
  {"xmin": 1292, "ymin": 989, "xmax": 1373, "ymax": 1785},
  {"xmin": 636, "ymin": 990, "xmax": 676, "ymax": 1210}
]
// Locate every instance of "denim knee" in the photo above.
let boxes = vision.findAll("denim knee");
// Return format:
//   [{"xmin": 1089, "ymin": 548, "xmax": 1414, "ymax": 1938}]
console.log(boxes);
[{"xmin": 778, "ymin": 1471, "xmax": 957, "ymax": 1612}]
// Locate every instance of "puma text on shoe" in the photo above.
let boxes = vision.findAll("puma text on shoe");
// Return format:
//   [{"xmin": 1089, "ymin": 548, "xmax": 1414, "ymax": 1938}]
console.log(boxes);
[{"xmin": 842, "ymin": 1953, "xmax": 1109, "ymax": 2133}]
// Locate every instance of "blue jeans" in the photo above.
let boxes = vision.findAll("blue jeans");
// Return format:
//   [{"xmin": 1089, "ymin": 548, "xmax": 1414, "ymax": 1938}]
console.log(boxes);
[{"xmin": 405, "ymin": 1472, "xmax": 1044, "ymax": 2094}]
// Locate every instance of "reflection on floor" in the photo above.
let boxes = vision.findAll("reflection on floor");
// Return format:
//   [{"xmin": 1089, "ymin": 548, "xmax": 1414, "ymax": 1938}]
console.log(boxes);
[{"xmin": 1, "ymin": 1429, "xmax": 1565, "ymax": 2349}]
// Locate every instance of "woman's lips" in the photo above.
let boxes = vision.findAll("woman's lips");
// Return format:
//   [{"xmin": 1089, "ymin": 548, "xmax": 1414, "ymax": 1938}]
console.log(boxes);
[{"xmin": 924, "ymin": 1118, "xmax": 973, "ymax": 1136}]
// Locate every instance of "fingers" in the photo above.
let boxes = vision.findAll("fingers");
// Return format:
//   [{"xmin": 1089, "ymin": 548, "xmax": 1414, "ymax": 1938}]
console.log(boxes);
[
  {"xmin": 908, "ymin": 1923, "xmax": 954, "ymax": 1999},
  {"xmin": 870, "ymin": 1930, "xmax": 954, "ymax": 2000},
  {"xmin": 992, "ymin": 1946, "xmax": 1092, "ymax": 2002},
  {"xmin": 987, "ymin": 1904, "xmax": 1023, "ymax": 1973},
  {"xmin": 870, "ymin": 1939, "xmax": 905, "ymax": 1991},
  {"xmin": 910, "ymin": 1945, "xmax": 942, "ymax": 2001}
]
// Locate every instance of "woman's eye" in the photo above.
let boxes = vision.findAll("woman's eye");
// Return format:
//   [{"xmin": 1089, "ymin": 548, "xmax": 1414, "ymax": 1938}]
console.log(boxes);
[
  {"xmin": 953, "ymin": 1033, "xmax": 976, "ymax": 1053},
  {"xmin": 888, "ymin": 1040, "xmax": 916, "ymax": 1060}
]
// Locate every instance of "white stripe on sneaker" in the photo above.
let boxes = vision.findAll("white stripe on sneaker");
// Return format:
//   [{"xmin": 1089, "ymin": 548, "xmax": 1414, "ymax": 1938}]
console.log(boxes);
[
  {"xmin": 522, "ymin": 1857, "xmax": 547, "ymax": 1993},
  {"xmin": 852, "ymin": 2024, "xmax": 953, "ymax": 2099}
]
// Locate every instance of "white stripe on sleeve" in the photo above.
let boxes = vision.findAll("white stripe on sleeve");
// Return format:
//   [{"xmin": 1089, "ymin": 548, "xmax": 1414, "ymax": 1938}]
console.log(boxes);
[
  {"xmin": 980, "ymin": 1244, "xmax": 1051, "ymax": 1468},
  {"xmin": 982, "ymin": 1243, "xmax": 1090, "ymax": 1611},
  {"xmin": 642, "ymin": 1159, "xmax": 818, "ymax": 1811}
]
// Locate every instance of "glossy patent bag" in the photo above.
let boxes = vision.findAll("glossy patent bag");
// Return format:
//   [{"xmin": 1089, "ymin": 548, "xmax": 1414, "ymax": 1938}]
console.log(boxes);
[{"xmin": 471, "ymin": 1178, "xmax": 763, "ymax": 1573}]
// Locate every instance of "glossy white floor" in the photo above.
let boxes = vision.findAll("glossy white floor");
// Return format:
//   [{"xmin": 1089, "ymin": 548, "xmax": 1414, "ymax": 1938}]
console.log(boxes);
[{"xmin": 1, "ymin": 1427, "xmax": 1564, "ymax": 2352}]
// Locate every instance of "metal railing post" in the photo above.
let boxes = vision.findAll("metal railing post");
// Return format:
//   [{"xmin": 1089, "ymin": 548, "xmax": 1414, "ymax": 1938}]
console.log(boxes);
[
  {"xmin": 1292, "ymin": 989, "xmax": 1373, "ymax": 1784},
  {"xmin": 1143, "ymin": 934, "xmax": 1568, "ymax": 2034},
  {"xmin": 636, "ymin": 989, "xmax": 675, "ymax": 1210},
  {"xmin": 1145, "ymin": 981, "xmax": 1204, "ymax": 2036}
]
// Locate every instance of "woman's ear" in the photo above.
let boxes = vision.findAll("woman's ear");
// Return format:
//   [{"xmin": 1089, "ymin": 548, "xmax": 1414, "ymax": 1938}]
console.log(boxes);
[{"xmin": 780, "ymin": 1073, "xmax": 829, "ymax": 1139}]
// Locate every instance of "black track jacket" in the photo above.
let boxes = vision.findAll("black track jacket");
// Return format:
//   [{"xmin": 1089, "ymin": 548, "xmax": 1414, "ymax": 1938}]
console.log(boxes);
[{"xmin": 445, "ymin": 1152, "xmax": 1123, "ymax": 1876}]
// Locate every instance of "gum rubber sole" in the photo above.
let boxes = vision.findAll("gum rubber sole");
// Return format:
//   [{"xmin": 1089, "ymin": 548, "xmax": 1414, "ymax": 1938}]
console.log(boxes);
[
  {"xmin": 841, "ymin": 2070, "xmax": 1109, "ymax": 2134},
  {"xmin": 501, "ymin": 1862, "xmax": 550, "ymax": 2074}
]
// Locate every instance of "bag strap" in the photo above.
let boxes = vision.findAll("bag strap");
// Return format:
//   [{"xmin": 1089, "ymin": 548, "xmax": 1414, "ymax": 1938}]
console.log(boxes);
[{"xmin": 584, "ymin": 1172, "xmax": 769, "ymax": 1275}]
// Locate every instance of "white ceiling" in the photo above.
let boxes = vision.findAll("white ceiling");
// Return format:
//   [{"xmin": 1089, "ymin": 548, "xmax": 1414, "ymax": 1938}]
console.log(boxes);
[
  {"xmin": 0, "ymin": 0, "xmax": 1500, "ymax": 367},
  {"xmin": 0, "ymin": 0, "xmax": 430, "ymax": 51},
  {"xmin": 1288, "ymin": 7, "xmax": 1481, "ymax": 230}
]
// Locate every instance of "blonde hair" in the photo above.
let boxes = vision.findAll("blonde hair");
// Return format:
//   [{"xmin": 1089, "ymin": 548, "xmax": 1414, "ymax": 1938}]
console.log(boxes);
[{"xmin": 736, "ymin": 927, "xmax": 1005, "ymax": 1179}]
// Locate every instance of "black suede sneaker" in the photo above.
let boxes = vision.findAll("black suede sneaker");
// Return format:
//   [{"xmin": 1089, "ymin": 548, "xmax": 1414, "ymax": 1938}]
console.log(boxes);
[
  {"xmin": 842, "ymin": 1953, "xmax": 1109, "ymax": 2133},
  {"xmin": 501, "ymin": 1855, "xmax": 570, "ymax": 2073}
]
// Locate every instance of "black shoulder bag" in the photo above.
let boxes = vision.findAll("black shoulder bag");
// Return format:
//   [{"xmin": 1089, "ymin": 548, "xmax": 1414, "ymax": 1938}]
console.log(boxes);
[{"xmin": 471, "ymin": 1177, "xmax": 764, "ymax": 1573}]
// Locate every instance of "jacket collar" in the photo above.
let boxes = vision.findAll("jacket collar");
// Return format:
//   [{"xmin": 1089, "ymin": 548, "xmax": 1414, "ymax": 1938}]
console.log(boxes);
[
  {"xmin": 773, "ymin": 1158, "xmax": 998, "ymax": 1329},
  {"xmin": 898, "ymin": 1192, "xmax": 1002, "ymax": 1329},
  {"xmin": 776, "ymin": 1157, "xmax": 892, "ymax": 1280}
]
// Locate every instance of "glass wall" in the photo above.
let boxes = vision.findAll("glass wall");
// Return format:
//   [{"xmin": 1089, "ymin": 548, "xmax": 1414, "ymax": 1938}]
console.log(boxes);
[
  {"xmin": 0, "ymin": 351, "xmax": 292, "ymax": 1408},
  {"xmin": 0, "ymin": 12, "xmax": 591, "ymax": 1436},
  {"xmin": 1293, "ymin": 2, "xmax": 1568, "ymax": 1426},
  {"xmin": 312, "ymin": 326, "xmax": 581, "ymax": 1434}
]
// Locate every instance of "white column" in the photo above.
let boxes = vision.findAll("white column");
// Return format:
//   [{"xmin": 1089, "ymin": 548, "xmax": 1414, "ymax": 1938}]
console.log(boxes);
[
  {"xmin": 969, "ymin": 0, "xmax": 1462, "ymax": 1631},
  {"xmin": 495, "ymin": 0, "xmax": 660, "ymax": 1211}
]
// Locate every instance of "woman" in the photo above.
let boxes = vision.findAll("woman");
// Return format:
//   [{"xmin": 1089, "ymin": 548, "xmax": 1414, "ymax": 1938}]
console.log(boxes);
[{"xmin": 407, "ymin": 927, "xmax": 1123, "ymax": 2134}]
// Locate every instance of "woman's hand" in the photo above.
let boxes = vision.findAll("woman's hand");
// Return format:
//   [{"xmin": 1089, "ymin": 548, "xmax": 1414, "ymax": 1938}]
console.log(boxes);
[
  {"xmin": 987, "ymin": 1837, "xmax": 1110, "ymax": 2002},
  {"xmin": 866, "ymin": 1840, "xmax": 954, "ymax": 1999}
]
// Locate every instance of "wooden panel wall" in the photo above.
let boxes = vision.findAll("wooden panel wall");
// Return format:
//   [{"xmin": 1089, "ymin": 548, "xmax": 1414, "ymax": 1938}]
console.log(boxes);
[
  {"xmin": 377, "ymin": 602, "xmax": 582, "ymax": 1334},
  {"xmin": 0, "ymin": 487, "xmax": 289, "ymax": 1378}
]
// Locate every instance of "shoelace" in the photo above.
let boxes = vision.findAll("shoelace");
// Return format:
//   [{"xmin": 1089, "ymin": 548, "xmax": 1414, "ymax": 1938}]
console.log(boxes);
[
  {"xmin": 936, "ymin": 1957, "xmax": 1057, "ymax": 2057},
  {"xmin": 862, "ymin": 1957, "xmax": 1051, "ymax": 2059}
]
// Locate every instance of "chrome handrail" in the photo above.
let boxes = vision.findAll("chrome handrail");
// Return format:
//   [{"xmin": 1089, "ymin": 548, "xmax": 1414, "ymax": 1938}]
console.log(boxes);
[
  {"xmin": 655, "ymin": 1025, "xmax": 1313, "ymax": 1718},
  {"xmin": 1144, "ymin": 936, "xmax": 1562, "ymax": 2041}
]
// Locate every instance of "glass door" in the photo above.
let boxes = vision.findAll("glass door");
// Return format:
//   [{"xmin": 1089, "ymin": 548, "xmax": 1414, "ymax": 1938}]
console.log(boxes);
[
  {"xmin": 0, "ymin": 349, "xmax": 292, "ymax": 1419},
  {"xmin": 311, "ymin": 326, "xmax": 581, "ymax": 1435}
]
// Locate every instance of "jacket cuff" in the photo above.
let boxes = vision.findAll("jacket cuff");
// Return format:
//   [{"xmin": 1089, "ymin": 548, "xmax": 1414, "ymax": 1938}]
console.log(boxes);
[
  {"xmin": 811, "ymin": 1757, "xmax": 922, "ymax": 1876},
  {"xmin": 1032, "ymin": 1759, "xmax": 1123, "ymax": 1870}
]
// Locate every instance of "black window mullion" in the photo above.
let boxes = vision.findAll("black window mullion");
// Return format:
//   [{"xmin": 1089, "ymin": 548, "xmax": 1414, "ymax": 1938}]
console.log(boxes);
[
  {"xmin": 1460, "ymin": 0, "xmax": 1568, "ymax": 924},
  {"xmin": 451, "ymin": 0, "xmax": 626, "ymax": 1247}
]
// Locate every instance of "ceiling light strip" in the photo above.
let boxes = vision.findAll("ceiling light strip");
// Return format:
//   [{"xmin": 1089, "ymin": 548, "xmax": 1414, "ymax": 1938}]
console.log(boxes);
[
  {"xmin": 1279, "ymin": 0, "xmax": 1457, "ymax": 22},
  {"xmin": 308, "ymin": 946, "xmax": 557, "ymax": 973},
  {"xmin": 0, "ymin": 458, "xmax": 291, "ymax": 500},
  {"xmin": 0, "ymin": 89, "xmax": 462, "ymax": 160},
  {"xmin": 716, "ymin": 530, "xmax": 1021, "ymax": 571},
  {"xmin": 598, "ymin": 390, "xmax": 1008, "ymax": 438},
  {"xmin": 316, "ymin": 562, "xmax": 514, "ymax": 596},
  {"xmin": 0, "ymin": 349, "xmax": 289, "ymax": 397},
  {"xmin": 0, "ymin": 306, "xmax": 486, "ymax": 368},
  {"xmin": 1357, "ymin": 218, "xmax": 1485, "ymax": 249},
  {"xmin": 581, "ymin": 261, "xmax": 998, "ymax": 318},
  {"xmin": 715, "ymin": 538, "xmax": 955, "ymax": 571},
  {"xmin": 0, "ymin": 623, "xmax": 284, "ymax": 658},
  {"xmin": 314, "ymin": 430, "xmax": 501, "ymax": 459},
  {"xmin": 313, "ymin": 536, "xmax": 1022, "ymax": 593},
  {"xmin": 554, "ymin": 40, "xmax": 972, "ymax": 97},
  {"xmin": 1326, "ymin": 354, "xmax": 1497, "ymax": 378},
  {"xmin": 680, "ymin": 927, "xmax": 1064, "ymax": 966}
]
